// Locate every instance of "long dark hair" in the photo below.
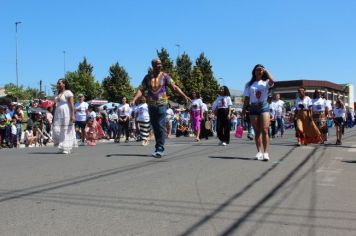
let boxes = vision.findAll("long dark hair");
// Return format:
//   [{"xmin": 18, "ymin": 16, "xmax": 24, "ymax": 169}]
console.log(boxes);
[
  {"xmin": 57, "ymin": 79, "xmax": 70, "ymax": 90},
  {"xmin": 245, "ymin": 64, "xmax": 268, "ymax": 88},
  {"xmin": 220, "ymin": 86, "xmax": 231, "ymax": 96}
]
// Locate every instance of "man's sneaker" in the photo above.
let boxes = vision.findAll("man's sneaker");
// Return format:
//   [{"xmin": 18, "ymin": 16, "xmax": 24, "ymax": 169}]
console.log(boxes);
[
  {"xmin": 222, "ymin": 142, "xmax": 227, "ymax": 146},
  {"xmin": 152, "ymin": 150, "xmax": 164, "ymax": 158},
  {"xmin": 255, "ymin": 152, "xmax": 263, "ymax": 160},
  {"xmin": 62, "ymin": 150, "xmax": 70, "ymax": 154},
  {"xmin": 263, "ymin": 153, "xmax": 270, "ymax": 161}
]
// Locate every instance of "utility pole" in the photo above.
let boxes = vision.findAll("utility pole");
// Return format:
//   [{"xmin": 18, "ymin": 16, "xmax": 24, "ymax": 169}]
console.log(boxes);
[{"xmin": 15, "ymin": 21, "xmax": 22, "ymax": 87}]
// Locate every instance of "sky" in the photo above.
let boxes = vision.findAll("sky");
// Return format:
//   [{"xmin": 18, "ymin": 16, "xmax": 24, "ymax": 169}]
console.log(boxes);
[{"xmin": 1, "ymin": 0, "xmax": 356, "ymax": 99}]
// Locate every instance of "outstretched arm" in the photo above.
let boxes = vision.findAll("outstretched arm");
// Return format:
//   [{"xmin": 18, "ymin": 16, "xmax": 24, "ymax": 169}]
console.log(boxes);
[{"xmin": 171, "ymin": 84, "xmax": 190, "ymax": 103}]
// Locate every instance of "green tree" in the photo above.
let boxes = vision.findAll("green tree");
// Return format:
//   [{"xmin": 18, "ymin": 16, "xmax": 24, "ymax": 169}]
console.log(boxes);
[
  {"xmin": 195, "ymin": 53, "xmax": 220, "ymax": 103},
  {"xmin": 65, "ymin": 57, "xmax": 102, "ymax": 100},
  {"xmin": 102, "ymin": 62, "xmax": 135, "ymax": 102},
  {"xmin": 156, "ymin": 48, "xmax": 183, "ymax": 103},
  {"xmin": 4, "ymin": 83, "xmax": 25, "ymax": 100},
  {"xmin": 189, "ymin": 66, "xmax": 204, "ymax": 96},
  {"xmin": 176, "ymin": 53, "xmax": 192, "ymax": 92}
]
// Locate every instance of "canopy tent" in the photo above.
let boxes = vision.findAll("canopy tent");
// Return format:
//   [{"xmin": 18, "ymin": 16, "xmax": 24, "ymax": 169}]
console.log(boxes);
[
  {"xmin": 99, "ymin": 102, "xmax": 120, "ymax": 110},
  {"xmin": 87, "ymin": 99, "xmax": 108, "ymax": 106},
  {"xmin": 39, "ymin": 100, "xmax": 55, "ymax": 108}
]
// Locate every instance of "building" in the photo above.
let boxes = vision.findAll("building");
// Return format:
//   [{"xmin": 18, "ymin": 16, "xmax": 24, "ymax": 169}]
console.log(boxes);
[{"xmin": 271, "ymin": 80, "xmax": 354, "ymax": 108}]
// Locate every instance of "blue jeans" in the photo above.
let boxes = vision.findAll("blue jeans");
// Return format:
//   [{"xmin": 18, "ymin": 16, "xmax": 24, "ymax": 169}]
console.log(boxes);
[{"xmin": 149, "ymin": 105, "xmax": 167, "ymax": 152}]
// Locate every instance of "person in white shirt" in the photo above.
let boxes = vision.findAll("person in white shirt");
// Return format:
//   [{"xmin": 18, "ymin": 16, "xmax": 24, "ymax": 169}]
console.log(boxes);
[
  {"xmin": 242, "ymin": 64, "xmax": 274, "ymax": 161},
  {"xmin": 267, "ymin": 95, "xmax": 276, "ymax": 138},
  {"xmin": 108, "ymin": 107, "xmax": 119, "ymax": 140},
  {"xmin": 274, "ymin": 93, "xmax": 285, "ymax": 138},
  {"xmin": 189, "ymin": 91, "xmax": 204, "ymax": 141},
  {"xmin": 333, "ymin": 97, "xmax": 346, "ymax": 145},
  {"xmin": 135, "ymin": 96, "xmax": 151, "ymax": 146},
  {"xmin": 74, "ymin": 94, "xmax": 89, "ymax": 145},
  {"xmin": 311, "ymin": 89, "xmax": 329, "ymax": 143},
  {"xmin": 165, "ymin": 104, "xmax": 174, "ymax": 138},
  {"xmin": 117, "ymin": 97, "xmax": 131, "ymax": 143},
  {"xmin": 212, "ymin": 86, "xmax": 233, "ymax": 146},
  {"xmin": 294, "ymin": 87, "xmax": 322, "ymax": 146}
]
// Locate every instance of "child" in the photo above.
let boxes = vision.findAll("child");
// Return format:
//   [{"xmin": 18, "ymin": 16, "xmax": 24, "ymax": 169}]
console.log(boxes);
[
  {"xmin": 85, "ymin": 105, "xmax": 105, "ymax": 146},
  {"xmin": 24, "ymin": 126, "xmax": 37, "ymax": 147},
  {"xmin": 10, "ymin": 119, "xmax": 18, "ymax": 148},
  {"xmin": 135, "ymin": 96, "xmax": 151, "ymax": 146}
]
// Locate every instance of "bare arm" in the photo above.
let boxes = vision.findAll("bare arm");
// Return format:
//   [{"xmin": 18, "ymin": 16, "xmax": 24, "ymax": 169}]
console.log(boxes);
[
  {"xmin": 265, "ymin": 70, "xmax": 275, "ymax": 87},
  {"xmin": 171, "ymin": 84, "xmax": 190, "ymax": 102},
  {"xmin": 131, "ymin": 89, "xmax": 143, "ymax": 106},
  {"xmin": 68, "ymin": 96, "xmax": 75, "ymax": 124}
]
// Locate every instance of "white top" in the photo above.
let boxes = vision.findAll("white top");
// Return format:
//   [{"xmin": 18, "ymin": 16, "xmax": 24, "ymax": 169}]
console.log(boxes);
[
  {"xmin": 135, "ymin": 103, "xmax": 150, "ymax": 122},
  {"xmin": 109, "ymin": 113, "xmax": 118, "ymax": 121},
  {"xmin": 190, "ymin": 98, "xmax": 203, "ymax": 111},
  {"xmin": 274, "ymin": 100, "xmax": 285, "ymax": 117},
  {"xmin": 333, "ymin": 107, "xmax": 346, "ymax": 118},
  {"xmin": 88, "ymin": 111, "xmax": 96, "ymax": 120},
  {"xmin": 166, "ymin": 108, "xmax": 174, "ymax": 120},
  {"xmin": 118, "ymin": 103, "xmax": 130, "ymax": 117},
  {"xmin": 201, "ymin": 103, "xmax": 208, "ymax": 113},
  {"xmin": 11, "ymin": 124, "xmax": 17, "ymax": 135},
  {"xmin": 243, "ymin": 80, "xmax": 272, "ymax": 104},
  {"xmin": 325, "ymin": 99, "xmax": 332, "ymax": 110},
  {"xmin": 24, "ymin": 130, "xmax": 33, "ymax": 143},
  {"xmin": 212, "ymin": 96, "xmax": 232, "ymax": 110},
  {"xmin": 74, "ymin": 101, "xmax": 89, "ymax": 122},
  {"xmin": 294, "ymin": 96, "xmax": 312, "ymax": 111},
  {"xmin": 312, "ymin": 98, "xmax": 327, "ymax": 112},
  {"xmin": 269, "ymin": 102, "xmax": 276, "ymax": 118}
]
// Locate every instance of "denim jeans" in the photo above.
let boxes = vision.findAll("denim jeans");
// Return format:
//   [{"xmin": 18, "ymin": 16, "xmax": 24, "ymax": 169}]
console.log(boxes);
[{"xmin": 149, "ymin": 105, "xmax": 167, "ymax": 152}]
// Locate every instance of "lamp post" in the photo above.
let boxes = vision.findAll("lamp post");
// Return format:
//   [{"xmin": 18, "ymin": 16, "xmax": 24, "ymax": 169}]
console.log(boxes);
[
  {"xmin": 175, "ymin": 44, "xmax": 180, "ymax": 58},
  {"xmin": 63, "ymin": 50, "xmax": 66, "ymax": 78},
  {"xmin": 218, "ymin": 77, "xmax": 225, "ymax": 85},
  {"xmin": 15, "ymin": 21, "xmax": 22, "ymax": 87}
]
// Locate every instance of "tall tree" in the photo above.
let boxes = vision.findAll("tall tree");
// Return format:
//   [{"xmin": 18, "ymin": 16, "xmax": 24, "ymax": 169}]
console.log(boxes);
[
  {"xmin": 156, "ymin": 48, "xmax": 183, "ymax": 103},
  {"xmin": 102, "ymin": 62, "xmax": 135, "ymax": 102},
  {"xmin": 189, "ymin": 66, "xmax": 204, "ymax": 96},
  {"xmin": 176, "ymin": 53, "xmax": 192, "ymax": 92},
  {"xmin": 65, "ymin": 58, "xmax": 102, "ymax": 100},
  {"xmin": 195, "ymin": 53, "xmax": 220, "ymax": 103}
]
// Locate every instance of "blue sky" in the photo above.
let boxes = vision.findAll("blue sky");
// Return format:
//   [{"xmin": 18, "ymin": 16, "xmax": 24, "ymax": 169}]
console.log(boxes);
[{"xmin": 1, "ymin": 0, "xmax": 355, "ymax": 98}]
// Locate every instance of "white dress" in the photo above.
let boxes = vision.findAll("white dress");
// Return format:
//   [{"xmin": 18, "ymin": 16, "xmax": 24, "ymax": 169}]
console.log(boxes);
[{"xmin": 52, "ymin": 90, "xmax": 77, "ymax": 152}]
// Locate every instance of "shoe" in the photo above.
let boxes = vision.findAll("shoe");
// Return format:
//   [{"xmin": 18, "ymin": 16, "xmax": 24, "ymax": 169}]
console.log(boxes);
[
  {"xmin": 218, "ymin": 141, "xmax": 223, "ymax": 145},
  {"xmin": 222, "ymin": 142, "xmax": 227, "ymax": 146},
  {"xmin": 255, "ymin": 152, "xmax": 263, "ymax": 160},
  {"xmin": 62, "ymin": 150, "xmax": 70, "ymax": 154},
  {"xmin": 152, "ymin": 150, "xmax": 164, "ymax": 158},
  {"xmin": 263, "ymin": 153, "xmax": 270, "ymax": 161},
  {"xmin": 79, "ymin": 141, "xmax": 86, "ymax": 146}
]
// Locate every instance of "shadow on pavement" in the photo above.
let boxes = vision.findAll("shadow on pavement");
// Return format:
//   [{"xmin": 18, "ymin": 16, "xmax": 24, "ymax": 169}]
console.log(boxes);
[
  {"xmin": 209, "ymin": 156, "xmax": 255, "ymax": 161},
  {"xmin": 106, "ymin": 154, "xmax": 151, "ymax": 157},
  {"xmin": 342, "ymin": 160, "xmax": 356, "ymax": 164}
]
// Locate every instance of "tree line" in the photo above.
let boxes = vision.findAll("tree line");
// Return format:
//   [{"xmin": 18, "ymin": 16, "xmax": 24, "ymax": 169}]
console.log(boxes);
[{"xmin": 4, "ymin": 48, "xmax": 221, "ymax": 104}]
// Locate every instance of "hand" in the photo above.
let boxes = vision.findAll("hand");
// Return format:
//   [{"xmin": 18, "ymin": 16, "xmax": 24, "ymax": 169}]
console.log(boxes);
[
  {"xmin": 184, "ymin": 96, "xmax": 191, "ymax": 103},
  {"xmin": 70, "ymin": 115, "xmax": 75, "ymax": 124},
  {"xmin": 130, "ymin": 100, "xmax": 135, "ymax": 107}
]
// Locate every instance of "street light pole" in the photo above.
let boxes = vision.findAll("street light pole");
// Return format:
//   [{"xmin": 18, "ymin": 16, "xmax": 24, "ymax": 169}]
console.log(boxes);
[
  {"xmin": 175, "ymin": 44, "xmax": 180, "ymax": 58},
  {"xmin": 63, "ymin": 50, "xmax": 66, "ymax": 78},
  {"xmin": 15, "ymin": 21, "xmax": 22, "ymax": 87}
]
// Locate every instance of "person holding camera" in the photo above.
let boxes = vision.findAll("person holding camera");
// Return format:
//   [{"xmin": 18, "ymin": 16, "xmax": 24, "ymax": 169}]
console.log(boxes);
[{"xmin": 242, "ymin": 64, "xmax": 274, "ymax": 161}]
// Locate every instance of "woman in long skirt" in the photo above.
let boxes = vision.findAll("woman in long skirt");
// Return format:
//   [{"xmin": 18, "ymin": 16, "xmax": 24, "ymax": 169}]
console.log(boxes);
[
  {"xmin": 294, "ymin": 87, "xmax": 322, "ymax": 146},
  {"xmin": 311, "ymin": 89, "xmax": 328, "ymax": 143},
  {"xmin": 189, "ymin": 91, "xmax": 204, "ymax": 142},
  {"xmin": 135, "ymin": 96, "xmax": 151, "ymax": 146},
  {"xmin": 52, "ymin": 79, "xmax": 77, "ymax": 154}
]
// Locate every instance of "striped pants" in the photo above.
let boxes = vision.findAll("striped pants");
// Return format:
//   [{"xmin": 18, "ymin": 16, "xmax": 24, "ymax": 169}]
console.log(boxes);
[{"xmin": 137, "ymin": 120, "xmax": 151, "ymax": 141}]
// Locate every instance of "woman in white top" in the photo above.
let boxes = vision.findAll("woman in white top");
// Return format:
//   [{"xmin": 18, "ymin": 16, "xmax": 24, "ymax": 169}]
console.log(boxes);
[
  {"xmin": 190, "ymin": 91, "xmax": 204, "ymax": 141},
  {"xmin": 311, "ymin": 89, "xmax": 329, "ymax": 143},
  {"xmin": 212, "ymin": 86, "xmax": 232, "ymax": 146},
  {"xmin": 333, "ymin": 97, "xmax": 346, "ymax": 145},
  {"xmin": 242, "ymin": 64, "xmax": 274, "ymax": 161},
  {"xmin": 52, "ymin": 79, "xmax": 77, "ymax": 154},
  {"xmin": 294, "ymin": 87, "xmax": 321, "ymax": 146},
  {"xmin": 135, "ymin": 96, "xmax": 151, "ymax": 146},
  {"xmin": 117, "ymin": 97, "xmax": 131, "ymax": 143}
]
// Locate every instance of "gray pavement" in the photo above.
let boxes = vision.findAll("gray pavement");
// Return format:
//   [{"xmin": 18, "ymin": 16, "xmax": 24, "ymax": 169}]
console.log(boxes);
[{"xmin": 0, "ymin": 128, "xmax": 356, "ymax": 236}]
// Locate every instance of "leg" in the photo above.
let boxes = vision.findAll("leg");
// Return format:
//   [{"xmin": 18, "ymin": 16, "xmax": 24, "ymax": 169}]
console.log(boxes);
[
  {"xmin": 250, "ymin": 115, "xmax": 262, "ymax": 153},
  {"xmin": 261, "ymin": 113, "xmax": 271, "ymax": 153}
]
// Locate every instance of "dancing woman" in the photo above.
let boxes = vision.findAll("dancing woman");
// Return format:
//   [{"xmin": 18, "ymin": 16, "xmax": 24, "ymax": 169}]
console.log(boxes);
[
  {"xmin": 311, "ymin": 89, "xmax": 328, "ymax": 143},
  {"xmin": 242, "ymin": 64, "xmax": 274, "ymax": 161},
  {"xmin": 189, "ymin": 91, "xmax": 204, "ymax": 142}
]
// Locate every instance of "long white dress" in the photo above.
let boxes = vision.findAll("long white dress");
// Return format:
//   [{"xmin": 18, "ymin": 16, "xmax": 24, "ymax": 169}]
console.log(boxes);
[{"xmin": 52, "ymin": 90, "xmax": 77, "ymax": 152}]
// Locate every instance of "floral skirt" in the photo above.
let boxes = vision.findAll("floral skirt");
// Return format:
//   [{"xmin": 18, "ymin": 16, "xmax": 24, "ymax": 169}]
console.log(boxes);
[{"xmin": 296, "ymin": 111, "xmax": 322, "ymax": 144}]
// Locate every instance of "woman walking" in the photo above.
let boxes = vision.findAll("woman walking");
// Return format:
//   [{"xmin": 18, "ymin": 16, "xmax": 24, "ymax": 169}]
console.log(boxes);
[
  {"xmin": 311, "ymin": 89, "xmax": 329, "ymax": 143},
  {"xmin": 294, "ymin": 87, "xmax": 321, "ymax": 146},
  {"xmin": 135, "ymin": 96, "xmax": 151, "ymax": 146},
  {"xmin": 333, "ymin": 97, "xmax": 346, "ymax": 145},
  {"xmin": 242, "ymin": 64, "xmax": 274, "ymax": 161},
  {"xmin": 189, "ymin": 91, "xmax": 204, "ymax": 142},
  {"xmin": 117, "ymin": 97, "xmax": 131, "ymax": 143},
  {"xmin": 212, "ymin": 86, "xmax": 232, "ymax": 146},
  {"xmin": 52, "ymin": 79, "xmax": 77, "ymax": 154}
]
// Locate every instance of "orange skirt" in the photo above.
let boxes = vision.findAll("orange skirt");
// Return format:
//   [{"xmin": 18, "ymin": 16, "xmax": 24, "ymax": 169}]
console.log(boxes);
[{"xmin": 296, "ymin": 111, "xmax": 322, "ymax": 144}]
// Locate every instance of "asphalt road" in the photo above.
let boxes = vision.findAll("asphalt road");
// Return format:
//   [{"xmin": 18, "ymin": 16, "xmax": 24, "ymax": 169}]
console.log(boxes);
[{"xmin": 1, "ymin": 128, "xmax": 356, "ymax": 236}]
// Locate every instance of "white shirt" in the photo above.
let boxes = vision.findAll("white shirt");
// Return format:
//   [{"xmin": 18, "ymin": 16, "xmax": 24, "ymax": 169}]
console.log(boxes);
[
  {"xmin": 166, "ymin": 108, "xmax": 174, "ymax": 120},
  {"xmin": 190, "ymin": 98, "xmax": 203, "ymax": 111},
  {"xmin": 135, "ymin": 103, "xmax": 150, "ymax": 122},
  {"xmin": 294, "ymin": 96, "xmax": 312, "ymax": 110},
  {"xmin": 274, "ymin": 100, "xmax": 285, "ymax": 117},
  {"xmin": 109, "ymin": 112, "xmax": 118, "ymax": 121},
  {"xmin": 88, "ymin": 111, "xmax": 96, "ymax": 120},
  {"xmin": 333, "ymin": 107, "xmax": 346, "ymax": 118},
  {"xmin": 312, "ymin": 98, "xmax": 327, "ymax": 112},
  {"xmin": 118, "ymin": 103, "xmax": 131, "ymax": 117},
  {"xmin": 212, "ymin": 96, "xmax": 232, "ymax": 110},
  {"xmin": 201, "ymin": 103, "xmax": 208, "ymax": 113},
  {"xmin": 11, "ymin": 124, "xmax": 17, "ymax": 135},
  {"xmin": 243, "ymin": 80, "xmax": 272, "ymax": 104},
  {"xmin": 269, "ymin": 102, "xmax": 276, "ymax": 118},
  {"xmin": 75, "ymin": 101, "xmax": 89, "ymax": 122}
]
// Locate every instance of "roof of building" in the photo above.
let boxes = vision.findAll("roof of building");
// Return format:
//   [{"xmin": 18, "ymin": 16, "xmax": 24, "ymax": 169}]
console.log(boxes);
[{"xmin": 274, "ymin": 80, "xmax": 344, "ymax": 91}]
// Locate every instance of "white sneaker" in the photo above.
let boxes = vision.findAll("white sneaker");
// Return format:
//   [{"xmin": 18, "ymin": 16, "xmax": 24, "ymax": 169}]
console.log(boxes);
[
  {"xmin": 255, "ymin": 152, "xmax": 263, "ymax": 160},
  {"xmin": 62, "ymin": 150, "xmax": 70, "ymax": 154},
  {"xmin": 263, "ymin": 153, "xmax": 270, "ymax": 161},
  {"xmin": 222, "ymin": 142, "xmax": 227, "ymax": 146}
]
